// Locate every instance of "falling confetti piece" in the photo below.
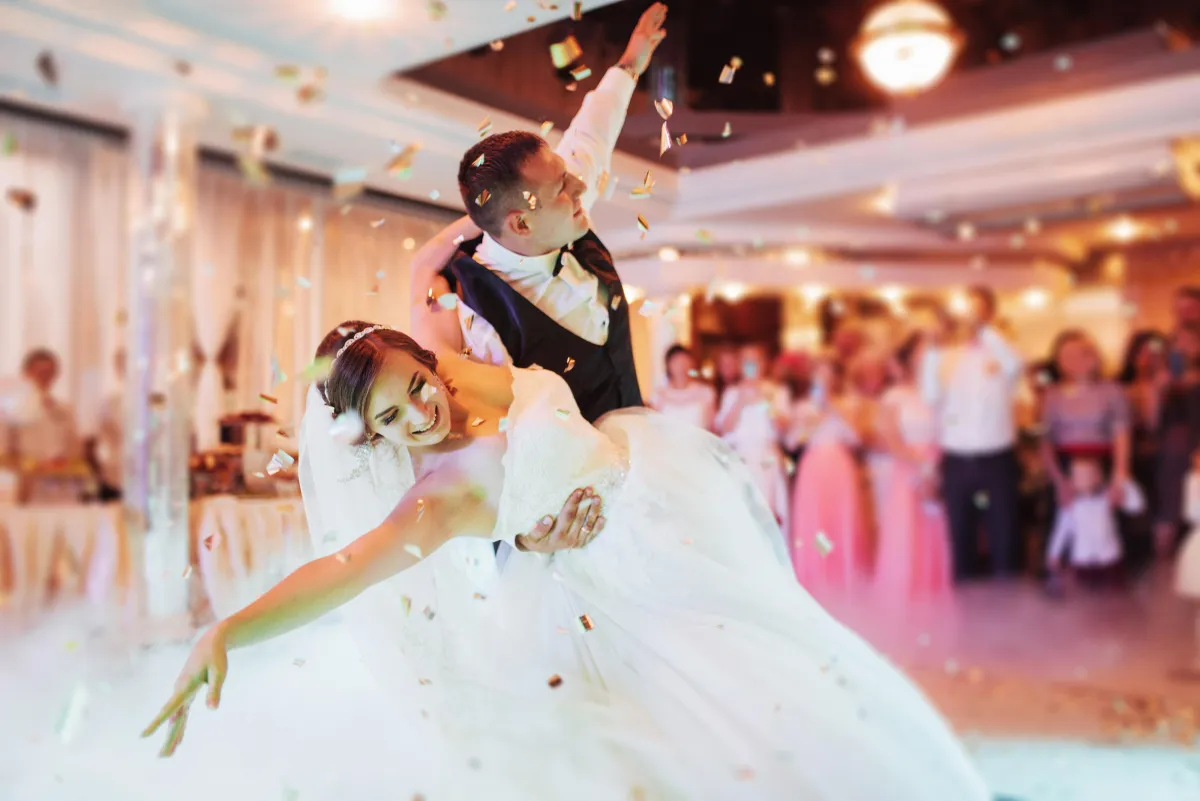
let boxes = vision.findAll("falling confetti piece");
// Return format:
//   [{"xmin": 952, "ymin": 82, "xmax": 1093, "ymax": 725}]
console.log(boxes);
[
  {"xmin": 763, "ymin": 72, "xmax": 776, "ymax": 87},
  {"xmin": 730, "ymin": 56, "xmax": 744, "ymax": 69},
  {"xmin": 550, "ymin": 35, "xmax": 583, "ymax": 69},
  {"xmin": 565, "ymin": 81, "xmax": 578, "ymax": 92},
  {"xmin": 436, "ymin": 293, "xmax": 458, "ymax": 310},
  {"xmin": 181, "ymin": 565, "xmax": 192, "ymax": 579},
  {"xmin": 498, "ymin": 417, "xmax": 509, "ymax": 431},
  {"xmin": 267, "ymin": 449, "xmax": 295, "ymax": 476},
  {"xmin": 504, "ymin": 0, "xmax": 516, "ymax": 9},
  {"xmin": 296, "ymin": 276, "xmax": 312, "ymax": 289},
  {"xmin": 630, "ymin": 186, "xmax": 652, "ymax": 200},
  {"xmin": 173, "ymin": 60, "xmax": 192, "ymax": 76},
  {"xmin": 736, "ymin": 767, "xmax": 755, "ymax": 781},
  {"xmin": 386, "ymin": 143, "xmax": 421, "ymax": 179},
  {"xmin": 472, "ymin": 154, "xmax": 485, "ymax": 167},
  {"xmin": 815, "ymin": 532, "xmax": 834, "ymax": 556},
  {"xmin": 570, "ymin": 65, "xmax": 592, "ymax": 81},
  {"xmin": 696, "ymin": 229, "xmax": 712, "ymax": 243},
  {"xmin": 370, "ymin": 218, "xmax": 386, "ymax": 228},
  {"xmin": 333, "ymin": 167, "xmax": 367, "ymax": 202},
  {"xmin": 470, "ymin": 417, "xmax": 486, "ymax": 428},
  {"xmin": 547, "ymin": 674, "xmax": 563, "ymax": 688},
  {"xmin": 203, "ymin": 534, "xmax": 220, "ymax": 551},
  {"xmin": 654, "ymin": 98, "xmax": 674, "ymax": 120},
  {"xmin": 55, "ymin": 683, "xmax": 89, "ymax": 744},
  {"xmin": 274, "ymin": 65, "xmax": 300, "ymax": 80},
  {"xmin": 489, "ymin": 39, "xmax": 505, "ymax": 52},
  {"xmin": 565, "ymin": 357, "xmax": 576, "ymax": 372},
  {"xmin": 815, "ymin": 66, "xmax": 837, "ymax": 85},
  {"xmin": 418, "ymin": 677, "xmax": 432, "ymax": 686},
  {"xmin": 719, "ymin": 64, "xmax": 736, "ymax": 84},
  {"xmin": 675, "ymin": 133, "xmax": 688, "ymax": 146},
  {"xmin": 578, "ymin": 614, "xmax": 594, "ymax": 631},
  {"xmin": 659, "ymin": 122, "xmax": 671, "ymax": 156},
  {"xmin": 270, "ymin": 354, "xmax": 287, "ymax": 387},
  {"xmin": 404, "ymin": 544, "xmax": 423, "ymax": 559},
  {"xmin": 36, "ymin": 51, "xmax": 59, "ymax": 86},
  {"xmin": 610, "ymin": 294, "xmax": 622, "ymax": 310},
  {"xmin": 539, "ymin": 120, "xmax": 554, "ymax": 137},
  {"xmin": 427, "ymin": 0, "xmax": 447, "ymax": 20},
  {"xmin": 637, "ymin": 214, "xmax": 650, "ymax": 234},
  {"xmin": 6, "ymin": 188, "xmax": 36, "ymax": 212},
  {"xmin": 476, "ymin": 189, "xmax": 491, "ymax": 206},
  {"xmin": 259, "ymin": 393, "xmax": 278, "ymax": 404},
  {"xmin": 477, "ymin": 116, "xmax": 493, "ymax": 138},
  {"xmin": 555, "ymin": 409, "xmax": 570, "ymax": 420},
  {"xmin": 423, "ymin": 605, "xmax": 436, "ymax": 620},
  {"xmin": 721, "ymin": 121, "xmax": 732, "ymax": 138}
]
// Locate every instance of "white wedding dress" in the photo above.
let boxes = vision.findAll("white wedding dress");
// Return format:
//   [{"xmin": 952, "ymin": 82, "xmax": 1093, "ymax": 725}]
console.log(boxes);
[{"xmin": 9, "ymin": 367, "xmax": 989, "ymax": 801}]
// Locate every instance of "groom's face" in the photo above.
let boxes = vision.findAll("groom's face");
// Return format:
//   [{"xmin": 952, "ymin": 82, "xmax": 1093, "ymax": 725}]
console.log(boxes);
[{"xmin": 507, "ymin": 145, "xmax": 589, "ymax": 253}]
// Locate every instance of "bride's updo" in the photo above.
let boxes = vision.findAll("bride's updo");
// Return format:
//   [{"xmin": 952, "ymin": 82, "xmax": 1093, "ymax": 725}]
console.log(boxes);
[{"xmin": 316, "ymin": 321, "xmax": 438, "ymax": 423}]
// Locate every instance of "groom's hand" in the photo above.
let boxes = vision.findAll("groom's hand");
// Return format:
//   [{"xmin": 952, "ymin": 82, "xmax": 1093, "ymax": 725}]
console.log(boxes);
[
  {"xmin": 617, "ymin": 3, "xmax": 667, "ymax": 78},
  {"xmin": 516, "ymin": 487, "xmax": 605, "ymax": 553}
]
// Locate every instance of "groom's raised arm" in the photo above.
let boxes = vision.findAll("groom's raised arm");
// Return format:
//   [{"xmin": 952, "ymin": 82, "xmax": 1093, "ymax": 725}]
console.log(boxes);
[{"xmin": 557, "ymin": 2, "xmax": 667, "ymax": 213}]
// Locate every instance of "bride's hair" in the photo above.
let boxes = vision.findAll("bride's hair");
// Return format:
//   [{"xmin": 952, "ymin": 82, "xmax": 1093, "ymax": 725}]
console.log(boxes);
[{"xmin": 316, "ymin": 321, "xmax": 438, "ymax": 427}]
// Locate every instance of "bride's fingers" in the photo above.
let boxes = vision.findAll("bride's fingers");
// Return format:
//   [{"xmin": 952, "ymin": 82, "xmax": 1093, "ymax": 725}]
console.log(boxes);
[
  {"xmin": 582, "ymin": 516, "xmax": 606, "ymax": 547},
  {"xmin": 158, "ymin": 707, "xmax": 190, "ymax": 758},
  {"xmin": 142, "ymin": 673, "xmax": 204, "ymax": 737}
]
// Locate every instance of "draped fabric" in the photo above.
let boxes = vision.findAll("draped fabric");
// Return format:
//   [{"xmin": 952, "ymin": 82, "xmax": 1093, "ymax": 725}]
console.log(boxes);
[{"xmin": 0, "ymin": 110, "xmax": 456, "ymax": 443}]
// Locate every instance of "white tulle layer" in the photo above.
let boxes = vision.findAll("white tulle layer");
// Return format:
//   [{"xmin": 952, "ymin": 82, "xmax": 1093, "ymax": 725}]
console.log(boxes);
[{"xmin": 7, "ymin": 412, "xmax": 990, "ymax": 801}]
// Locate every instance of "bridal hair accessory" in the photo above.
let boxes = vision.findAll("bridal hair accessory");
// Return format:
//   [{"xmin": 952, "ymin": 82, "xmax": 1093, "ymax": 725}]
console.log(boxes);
[{"xmin": 334, "ymin": 325, "xmax": 389, "ymax": 364}]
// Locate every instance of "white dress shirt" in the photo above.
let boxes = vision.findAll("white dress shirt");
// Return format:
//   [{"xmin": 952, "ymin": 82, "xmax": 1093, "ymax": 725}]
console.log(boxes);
[
  {"xmin": 919, "ymin": 326, "xmax": 1023, "ymax": 454},
  {"xmin": 457, "ymin": 66, "xmax": 637, "ymax": 365},
  {"xmin": 1046, "ymin": 482, "xmax": 1144, "ymax": 567}
]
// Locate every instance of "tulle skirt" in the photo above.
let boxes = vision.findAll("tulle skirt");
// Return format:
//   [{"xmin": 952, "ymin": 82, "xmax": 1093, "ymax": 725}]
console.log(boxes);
[
  {"xmin": 15, "ymin": 412, "xmax": 988, "ymax": 801},
  {"xmin": 874, "ymin": 457, "xmax": 953, "ymax": 603},
  {"xmin": 788, "ymin": 442, "xmax": 871, "ymax": 596}
]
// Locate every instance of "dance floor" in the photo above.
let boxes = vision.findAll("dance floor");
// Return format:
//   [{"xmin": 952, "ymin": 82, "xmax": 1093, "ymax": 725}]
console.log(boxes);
[{"xmin": 2, "ymin": 568, "xmax": 1198, "ymax": 801}]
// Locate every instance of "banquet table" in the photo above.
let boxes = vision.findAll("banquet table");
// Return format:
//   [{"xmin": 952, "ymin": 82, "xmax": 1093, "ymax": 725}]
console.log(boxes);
[{"xmin": 0, "ymin": 496, "xmax": 312, "ymax": 621}]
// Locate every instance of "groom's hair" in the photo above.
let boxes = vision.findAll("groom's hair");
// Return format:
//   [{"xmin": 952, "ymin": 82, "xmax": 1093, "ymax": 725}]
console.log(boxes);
[
  {"xmin": 315, "ymin": 321, "xmax": 438, "ymax": 440},
  {"xmin": 458, "ymin": 131, "xmax": 546, "ymax": 236}
]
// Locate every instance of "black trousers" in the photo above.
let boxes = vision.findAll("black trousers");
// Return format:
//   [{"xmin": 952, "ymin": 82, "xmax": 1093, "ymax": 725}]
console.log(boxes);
[{"xmin": 940, "ymin": 448, "xmax": 1019, "ymax": 580}]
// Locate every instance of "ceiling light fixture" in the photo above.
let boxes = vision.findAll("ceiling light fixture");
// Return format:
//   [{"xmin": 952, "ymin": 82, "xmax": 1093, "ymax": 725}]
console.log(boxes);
[
  {"xmin": 658, "ymin": 246, "xmax": 680, "ymax": 262},
  {"xmin": 1108, "ymin": 216, "xmax": 1139, "ymax": 243},
  {"xmin": 854, "ymin": 0, "xmax": 962, "ymax": 95}
]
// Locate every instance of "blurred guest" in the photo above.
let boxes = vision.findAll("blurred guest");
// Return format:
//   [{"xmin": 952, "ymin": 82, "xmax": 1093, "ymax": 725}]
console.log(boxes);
[
  {"xmin": 651, "ymin": 344, "xmax": 716, "ymax": 431},
  {"xmin": 1038, "ymin": 330, "xmax": 1131, "ymax": 511},
  {"xmin": 715, "ymin": 344, "xmax": 790, "ymax": 527},
  {"xmin": 712, "ymin": 344, "xmax": 742, "ymax": 407},
  {"xmin": 1156, "ymin": 325, "xmax": 1200, "ymax": 557},
  {"xmin": 1172, "ymin": 449, "xmax": 1200, "ymax": 669},
  {"xmin": 787, "ymin": 358, "xmax": 870, "ymax": 596},
  {"xmin": 875, "ymin": 332, "xmax": 951, "ymax": 602},
  {"xmin": 849, "ymin": 349, "xmax": 891, "ymax": 546},
  {"xmin": 10, "ymin": 348, "xmax": 83, "ymax": 503},
  {"xmin": 1046, "ymin": 456, "xmax": 1144, "ymax": 594},
  {"xmin": 1118, "ymin": 330, "xmax": 1169, "ymax": 564},
  {"xmin": 87, "ymin": 350, "xmax": 126, "ymax": 501},
  {"xmin": 920, "ymin": 286, "xmax": 1023, "ymax": 581}
]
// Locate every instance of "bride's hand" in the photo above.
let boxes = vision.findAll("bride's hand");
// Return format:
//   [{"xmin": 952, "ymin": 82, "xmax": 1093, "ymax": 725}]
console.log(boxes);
[
  {"xmin": 516, "ymin": 487, "xmax": 605, "ymax": 553},
  {"xmin": 141, "ymin": 624, "xmax": 230, "ymax": 757}
]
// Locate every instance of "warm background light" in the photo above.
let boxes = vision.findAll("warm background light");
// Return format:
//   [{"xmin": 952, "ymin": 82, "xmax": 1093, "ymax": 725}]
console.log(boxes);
[{"xmin": 856, "ymin": 0, "xmax": 961, "ymax": 95}]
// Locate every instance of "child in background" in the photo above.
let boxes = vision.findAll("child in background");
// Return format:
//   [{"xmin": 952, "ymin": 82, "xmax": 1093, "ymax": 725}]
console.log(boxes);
[
  {"xmin": 1046, "ymin": 456, "xmax": 1145, "ymax": 594},
  {"xmin": 1172, "ymin": 449, "xmax": 1200, "ymax": 670}
]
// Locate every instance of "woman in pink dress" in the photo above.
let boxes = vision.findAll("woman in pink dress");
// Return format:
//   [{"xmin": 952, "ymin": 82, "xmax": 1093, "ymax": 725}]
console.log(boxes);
[
  {"xmin": 875, "ymin": 332, "xmax": 952, "ymax": 603},
  {"xmin": 786, "ymin": 357, "xmax": 871, "ymax": 602},
  {"xmin": 650, "ymin": 344, "xmax": 717, "ymax": 431}
]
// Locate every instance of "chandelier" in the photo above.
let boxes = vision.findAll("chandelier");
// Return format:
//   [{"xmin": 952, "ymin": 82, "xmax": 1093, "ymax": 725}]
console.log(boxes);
[{"xmin": 854, "ymin": 0, "xmax": 962, "ymax": 95}]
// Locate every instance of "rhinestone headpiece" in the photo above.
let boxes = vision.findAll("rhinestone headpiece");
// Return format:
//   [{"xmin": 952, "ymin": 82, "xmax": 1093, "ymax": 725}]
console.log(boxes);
[{"xmin": 333, "ymin": 325, "xmax": 388, "ymax": 364}]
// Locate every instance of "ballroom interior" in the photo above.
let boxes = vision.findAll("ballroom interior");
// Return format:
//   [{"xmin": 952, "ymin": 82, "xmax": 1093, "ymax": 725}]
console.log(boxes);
[{"xmin": 3, "ymin": 1, "xmax": 1200, "ymax": 799}]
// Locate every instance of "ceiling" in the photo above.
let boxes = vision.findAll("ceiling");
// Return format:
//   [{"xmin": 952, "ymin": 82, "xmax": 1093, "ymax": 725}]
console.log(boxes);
[{"xmin": 1, "ymin": 0, "xmax": 1199, "ymax": 297}]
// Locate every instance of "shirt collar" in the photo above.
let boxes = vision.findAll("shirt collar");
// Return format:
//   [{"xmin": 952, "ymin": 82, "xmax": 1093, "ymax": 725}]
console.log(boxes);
[{"xmin": 477, "ymin": 234, "xmax": 560, "ymax": 279}]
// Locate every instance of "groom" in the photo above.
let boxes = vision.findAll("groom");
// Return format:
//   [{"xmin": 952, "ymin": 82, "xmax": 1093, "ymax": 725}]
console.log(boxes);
[{"xmin": 438, "ymin": 2, "xmax": 667, "ymax": 427}]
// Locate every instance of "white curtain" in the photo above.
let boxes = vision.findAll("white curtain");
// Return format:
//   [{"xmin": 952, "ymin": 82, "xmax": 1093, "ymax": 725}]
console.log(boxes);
[
  {"xmin": 0, "ymin": 113, "xmax": 127, "ymax": 436},
  {"xmin": 2, "ymin": 111, "xmax": 457, "ymax": 449}
]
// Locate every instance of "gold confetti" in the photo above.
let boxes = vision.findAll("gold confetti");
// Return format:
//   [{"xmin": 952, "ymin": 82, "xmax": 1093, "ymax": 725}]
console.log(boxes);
[
  {"xmin": 477, "ymin": 116, "xmax": 493, "ymax": 137},
  {"xmin": 418, "ymin": 677, "xmax": 432, "ymax": 686},
  {"xmin": 659, "ymin": 123, "xmax": 671, "ymax": 156},
  {"xmin": 637, "ymin": 214, "xmax": 650, "ymax": 234},
  {"xmin": 763, "ymin": 72, "xmax": 776, "ymax": 87},
  {"xmin": 570, "ymin": 65, "xmax": 592, "ymax": 81},
  {"xmin": 489, "ymin": 39, "xmax": 505, "ymax": 51},
  {"xmin": 427, "ymin": 0, "xmax": 447, "ymax": 21},
  {"xmin": 470, "ymin": 417, "xmax": 486, "ymax": 427},
  {"xmin": 472, "ymin": 154, "xmax": 485, "ymax": 168},
  {"xmin": 610, "ymin": 294, "xmax": 622, "ymax": 310},
  {"xmin": 815, "ymin": 531, "xmax": 833, "ymax": 556},
  {"xmin": 6, "ymin": 188, "xmax": 36, "ymax": 212},
  {"xmin": 565, "ymin": 81, "xmax": 578, "ymax": 92},
  {"xmin": 36, "ymin": 51, "xmax": 58, "ymax": 86},
  {"xmin": 654, "ymin": 98, "xmax": 674, "ymax": 120},
  {"xmin": 267, "ymin": 449, "xmax": 295, "ymax": 476},
  {"xmin": 539, "ymin": 120, "xmax": 554, "ymax": 137},
  {"xmin": 550, "ymin": 35, "xmax": 583, "ymax": 69},
  {"xmin": 387, "ymin": 143, "xmax": 421, "ymax": 179},
  {"xmin": 404, "ymin": 544, "xmax": 423, "ymax": 559},
  {"xmin": 578, "ymin": 614, "xmax": 594, "ymax": 631},
  {"xmin": 719, "ymin": 64, "xmax": 736, "ymax": 84},
  {"xmin": 476, "ymin": 189, "xmax": 491, "ymax": 206},
  {"xmin": 400, "ymin": 596, "xmax": 412, "ymax": 615},
  {"xmin": 259, "ymin": 393, "xmax": 278, "ymax": 404},
  {"xmin": 815, "ymin": 66, "xmax": 837, "ymax": 85},
  {"xmin": 630, "ymin": 186, "xmax": 652, "ymax": 200},
  {"xmin": 571, "ymin": 1, "xmax": 583, "ymax": 20},
  {"xmin": 555, "ymin": 409, "xmax": 570, "ymax": 420},
  {"xmin": 274, "ymin": 65, "xmax": 300, "ymax": 80},
  {"xmin": 675, "ymin": 133, "xmax": 688, "ymax": 146},
  {"xmin": 565, "ymin": 357, "xmax": 576, "ymax": 372},
  {"xmin": 696, "ymin": 229, "xmax": 712, "ymax": 243},
  {"xmin": 547, "ymin": 674, "xmax": 563, "ymax": 688},
  {"xmin": 721, "ymin": 121, "xmax": 732, "ymax": 138}
]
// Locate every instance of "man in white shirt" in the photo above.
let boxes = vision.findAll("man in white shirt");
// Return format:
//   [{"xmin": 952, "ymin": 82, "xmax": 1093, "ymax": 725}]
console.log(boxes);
[{"xmin": 920, "ymin": 286, "xmax": 1024, "ymax": 580}]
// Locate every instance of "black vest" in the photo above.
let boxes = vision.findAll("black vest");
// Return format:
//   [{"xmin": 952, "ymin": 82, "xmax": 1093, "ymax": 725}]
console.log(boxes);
[{"xmin": 441, "ymin": 230, "xmax": 644, "ymax": 423}]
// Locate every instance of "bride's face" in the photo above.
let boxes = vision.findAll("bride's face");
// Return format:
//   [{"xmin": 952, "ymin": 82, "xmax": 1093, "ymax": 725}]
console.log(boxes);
[{"xmin": 364, "ymin": 349, "xmax": 453, "ymax": 448}]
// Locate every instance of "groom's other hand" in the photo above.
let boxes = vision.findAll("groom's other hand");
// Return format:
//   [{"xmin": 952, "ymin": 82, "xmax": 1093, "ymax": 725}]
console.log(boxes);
[
  {"xmin": 516, "ymin": 487, "xmax": 605, "ymax": 552},
  {"xmin": 617, "ymin": 3, "xmax": 668, "ymax": 78}
]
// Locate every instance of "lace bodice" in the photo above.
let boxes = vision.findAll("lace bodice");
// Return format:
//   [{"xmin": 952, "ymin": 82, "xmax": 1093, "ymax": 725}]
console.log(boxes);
[{"xmin": 493, "ymin": 367, "xmax": 629, "ymax": 545}]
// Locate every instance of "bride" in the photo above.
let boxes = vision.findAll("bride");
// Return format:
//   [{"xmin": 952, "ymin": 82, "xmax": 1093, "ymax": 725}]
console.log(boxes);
[{"xmin": 141, "ymin": 281, "xmax": 990, "ymax": 801}]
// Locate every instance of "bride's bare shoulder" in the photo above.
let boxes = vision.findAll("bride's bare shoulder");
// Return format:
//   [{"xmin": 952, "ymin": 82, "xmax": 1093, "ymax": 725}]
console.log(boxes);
[{"xmin": 436, "ymin": 352, "xmax": 515, "ymax": 409}]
